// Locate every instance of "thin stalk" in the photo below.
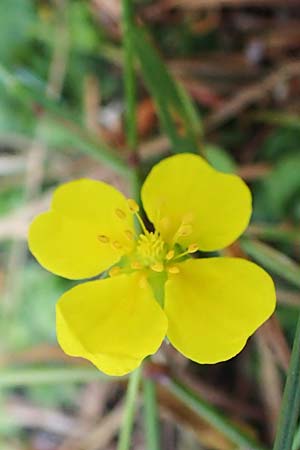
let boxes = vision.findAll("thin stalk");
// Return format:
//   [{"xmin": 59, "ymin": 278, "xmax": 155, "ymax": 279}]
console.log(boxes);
[
  {"xmin": 122, "ymin": 0, "xmax": 137, "ymax": 151},
  {"xmin": 144, "ymin": 379, "xmax": 161, "ymax": 450},
  {"xmin": 166, "ymin": 378, "xmax": 269, "ymax": 450},
  {"xmin": 117, "ymin": 365, "xmax": 142, "ymax": 450},
  {"xmin": 273, "ymin": 314, "xmax": 300, "ymax": 450}
]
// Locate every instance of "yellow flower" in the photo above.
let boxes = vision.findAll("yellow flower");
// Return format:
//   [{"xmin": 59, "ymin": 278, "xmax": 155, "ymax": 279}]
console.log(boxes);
[{"xmin": 28, "ymin": 153, "xmax": 276, "ymax": 376}]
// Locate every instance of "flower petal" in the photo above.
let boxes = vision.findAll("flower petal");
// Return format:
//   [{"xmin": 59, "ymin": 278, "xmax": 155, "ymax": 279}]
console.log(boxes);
[
  {"xmin": 141, "ymin": 153, "xmax": 252, "ymax": 251},
  {"xmin": 165, "ymin": 257, "xmax": 275, "ymax": 364},
  {"xmin": 28, "ymin": 179, "xmax": 134, "ymax": 279},
  {"xmin": 56, "ymin": 273, "xmax": 168, "ymax": 376}
]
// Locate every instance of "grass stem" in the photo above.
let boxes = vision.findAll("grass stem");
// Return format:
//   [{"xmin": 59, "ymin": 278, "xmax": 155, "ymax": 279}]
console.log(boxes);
[
  {"xmin": 144, "ymin": 379, "xmax": 161, "ymax": 450},
  {"xmin": 117, "ymin": 366, "xmax": 142, "ymax": 450},
  {"xmin": 122, "ymin": 0, "xmax": 137, "ymax": 151}
]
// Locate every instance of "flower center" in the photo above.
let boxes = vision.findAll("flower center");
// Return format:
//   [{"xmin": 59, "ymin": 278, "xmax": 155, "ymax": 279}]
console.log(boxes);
[
  {"xmin": 136, "ymin": 232, "xmax": 166, "ymax": 267},
  {"xmin": 98, "ymin": 198, "xmax": 199, "ymax": 277}
]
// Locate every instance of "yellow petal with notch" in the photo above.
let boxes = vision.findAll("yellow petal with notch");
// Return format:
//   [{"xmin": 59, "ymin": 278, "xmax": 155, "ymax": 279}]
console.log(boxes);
[
  {"xmin": 28, "ymin": 179, "xmax": 134, "ymax": 279},
  {"xmin": 141, "ymin": 153, "xmax": 252, "ymax": 251},
  {"xmin": 56, "ymin": 273, "xmax": 168, "ymax": 376},
  {"xmin": 165, "ymin": 257, "xmax": 275, "ymax": 364}
]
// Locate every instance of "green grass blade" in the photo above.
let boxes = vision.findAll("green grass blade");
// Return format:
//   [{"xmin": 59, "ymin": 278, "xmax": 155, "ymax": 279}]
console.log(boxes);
[
  {"xmin": 166, "ymin": 378, "xmax": 269, "ymax": 450},
  {"xmin": 143, "ymin": 379, "xmax": 161, "ymax": 450},
  {"xmin": 273, "ymin": 314, "xmax": 300, "ymax": 450},
  {"xmin": 292, "ymin": 426, "xmax": 300, "ymax": 450},
  {"xmin": 122, "ymin": 0, "xmax": 137, "ymax": 151},
  {"xmin": 117, "ymin": 366, "xmax": 142, "ymax": 450},
  {"xmin": 132, "ymin": 26, "xmax": 202, "ymax": 153},
  {"xmin": 0, "ymin": 367, "xmax": 109, "ymax": 387},
  {"xmin": 0, "ymin": 64, "xmax": 131, "ymax": 176},
  {"xmin": 241, "ymin": 238, "xmax": 300, "ymax": 288}
]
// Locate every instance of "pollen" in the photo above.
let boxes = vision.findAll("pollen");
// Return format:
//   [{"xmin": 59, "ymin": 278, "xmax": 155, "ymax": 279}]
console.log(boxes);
[
  {"xmin": 115, "ymin": 208, "xmax": 127, "ymax": 219},
  {"xmin": 98, "ymin": 235, "xmax": 110, "ymax": 243}
]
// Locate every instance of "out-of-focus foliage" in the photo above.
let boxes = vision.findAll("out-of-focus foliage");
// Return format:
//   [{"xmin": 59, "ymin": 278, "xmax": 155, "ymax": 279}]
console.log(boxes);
[{"xmin": 1, "ymin": 0, "xmax": 300, "ymax": 449}]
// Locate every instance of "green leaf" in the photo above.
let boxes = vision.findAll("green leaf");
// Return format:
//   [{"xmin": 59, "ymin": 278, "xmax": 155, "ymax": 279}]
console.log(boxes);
[
  {"xmin": 0, "ymin": 0, "xmax": 34, "ymax": 63},
  {"xmin": 263, "ymin": 155, "xmax": 300, "ymax": 218}
]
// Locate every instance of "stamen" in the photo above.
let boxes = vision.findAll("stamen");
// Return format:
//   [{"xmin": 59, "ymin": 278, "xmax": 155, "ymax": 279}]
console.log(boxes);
[
  {"xmin": 115, "ymin": 208, "xmax": 126, "ymax": 219},
  {"xmin": 112, "ymin": 240, "xmax": 122, "ymax": 250},
  {"xmin": 166, "ymin": 250, "xmax": 175, "ymax": 261},
  {"xmin": 188, "ymin": 243, "xmax": 199, "ymax": 253},
  {"xmin": 168, "ymin": 265, "xmax": 180, "ymax": 274},
  {"xmin": 173, "ymin": 247, "xmax": 195, "ymax": 261},
  {"xmin": 131, "ymin": 261, "xmax": 142, "ymax": 270},
  {"xmin": 127, "ymin": 198, "xmax": 139, "ymax": 213},
  {"xmin": 109, "ymin": 266, "xmax": 121, "ymax": 277},
  {"xmin": 127, "ymin": 199, "xmax": 148, "ymax": 234},
  {"xmin": 98, "ymin": 235, "xmax": 110, "ymax": 243},
  {"xmin": 150, "ymin": 262, "xmax": 164, "ymax": 273}
]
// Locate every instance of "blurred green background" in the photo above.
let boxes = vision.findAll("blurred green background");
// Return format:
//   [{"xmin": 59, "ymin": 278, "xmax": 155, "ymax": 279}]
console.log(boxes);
[{"xmin": 1, "ymin": 1, "xmax": 300, "ymax": 449}]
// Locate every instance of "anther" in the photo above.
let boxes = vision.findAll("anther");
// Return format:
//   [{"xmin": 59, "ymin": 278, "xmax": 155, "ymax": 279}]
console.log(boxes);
[
  {"xmin": 166, "ymin": 250, "xmax": 175, "ymax": 261},
  {"xmin": 112, "ymin": 240, "xmax": 122, "ymax": 250},
  {"xmin": 109, "ymin": 266, "xmax": 121, "ymax": 277},
  {"xmin": 168, "ymin": 265, "xmax": 180, "ymax": 274},
  {"xmin": 125, "ymin": 230, "xmax": 134, "ymax": 241},
  {"xmin": 150, "ymin": 262, "xmax": 164, "ymax": 273},
  {"xmin": 127, "ymin": 198, "xmax": 139, "ymax": 213},
  {"xmin": 131, "ymin": 261, "xmax": 142, "ymax": 270},
  {"xmin": 139, "ymin": 276, "xmax": 148, "ymax": 289},
  {"xmin": 178, "ymin": 224, "xmax": 193, "ymax": 237},
  {"xmin": 98, "ymin": 235, "xmax": 109, "ymax": 243},
  {"xmin": 188, "ymin": 243, "xmax": 199, "ymax": 253},
  {"xmin": 115, "ymin": 208, "xmax": 126, "ymax": 219}
]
